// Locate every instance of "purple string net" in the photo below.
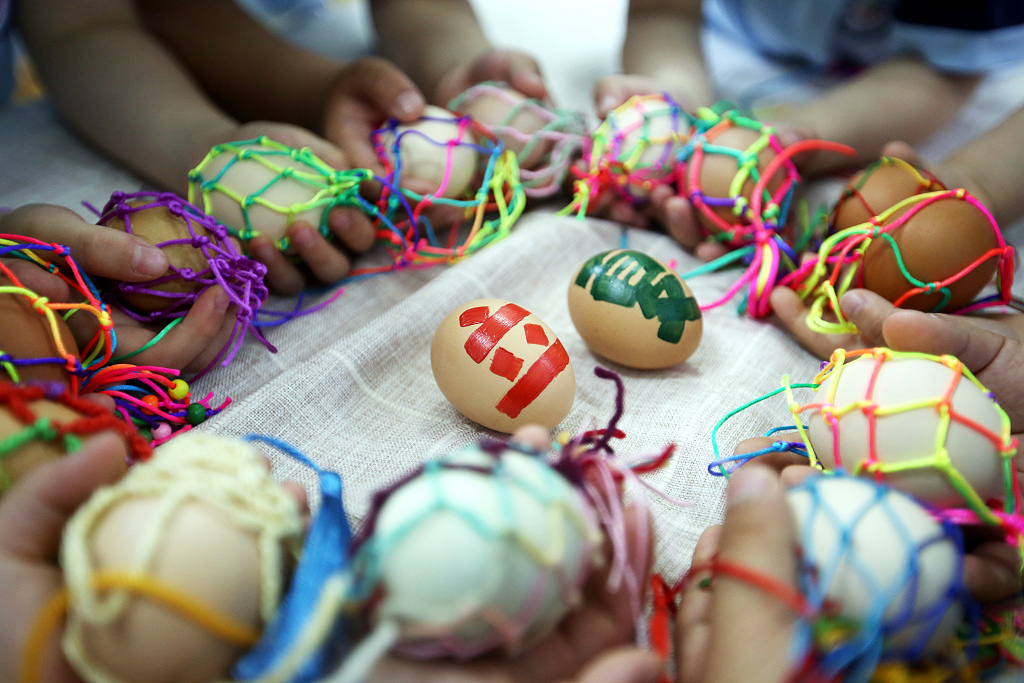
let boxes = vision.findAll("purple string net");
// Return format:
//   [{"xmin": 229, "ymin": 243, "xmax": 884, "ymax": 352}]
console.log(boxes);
[{"xmin": 94, "ymin": 191, "xmax": 275, "ymax": 378}]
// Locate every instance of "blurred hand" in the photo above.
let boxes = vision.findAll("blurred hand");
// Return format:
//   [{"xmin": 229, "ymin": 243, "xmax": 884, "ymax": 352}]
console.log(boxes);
[{"xmin": 433, "ymin": 49, "xmax": 548, "ymax": 108}]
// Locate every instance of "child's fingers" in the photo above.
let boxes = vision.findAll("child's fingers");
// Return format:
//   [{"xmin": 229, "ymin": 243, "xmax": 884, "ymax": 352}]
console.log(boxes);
[
  {"xmin": 2, "ymin": 204, "xmax": 169, "ymax": 280},
  {"xmin": 769, "ymin": 287, "xmax": 847, "ymax": 359},
  {"xmin": 327, "ymin": 208, "xmax": 376, "ymax": 254},
  {"xmin": 509, "ymin": 424, "xmax": 552, "ymax": 452},
  {"xmin": 963, "ymin": 540, "xmax": 1022, "ymax": 602},
  {"xmin": 837, "ymin": 289, "xmax": 898, "ymax": 345},
  {"xmin": 1, "ymin": 259, "xmax": 70, "ymax": 302},
  {"xmin": 250, "ymin": 237, "xmax": 307, "ymax": 295},
  {"xmin": 704, "ymin": 465, "xmax": 799, "ymax": 683},
  {"xmin": 336, "ymin": 57, "xmax": 425, "ymax": 122},
  {"xmin": 0, "ymin": 432, "xmax": 127, "ymax": 562},
  {"xmin": 569, "ymin": 647, "xmax": 664, "ymax": 683},
  {"xmin": 286, "ymin": 222, "xmax": 351, "ymax": 285},
  {"xmin": 116, "ymin": 287, "xmax": 233, "ymax": 372}
]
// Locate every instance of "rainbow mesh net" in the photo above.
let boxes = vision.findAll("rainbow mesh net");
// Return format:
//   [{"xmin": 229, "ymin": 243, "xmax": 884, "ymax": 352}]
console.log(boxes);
[
  {"xmin": 448, "ymin": 81, "xmax": 587, "ymax": 198},
  {"xmin": 700, "ymin": 348, "xmax": 1024, "ymax": 681},
  {"xmin": 781, "ymin": 189, "xmax": 1015, "ymax": 335},
  {"xmin": 95, "ymin": 191, "xmax": 275, "ymax": 378},
  {"xmin": 363, "ymin": 110, "xmax": 526, "ymax": 275}
]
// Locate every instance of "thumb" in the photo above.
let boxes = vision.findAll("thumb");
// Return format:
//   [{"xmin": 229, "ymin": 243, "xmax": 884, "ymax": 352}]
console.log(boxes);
[
  {"xmin": 0, "ymin": 432, "xmax": 128, "ymax": 562},
  {"xmin": 839, "ymin": 288, "xmax": 899, "ymax": 347},
  {"xmin": 703, "ymin": 465, "xmax": 800, "ymax": 683}
]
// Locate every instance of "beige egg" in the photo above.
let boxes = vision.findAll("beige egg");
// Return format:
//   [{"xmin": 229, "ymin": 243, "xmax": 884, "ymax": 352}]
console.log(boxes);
[
  {"xmin": 431, "ymin": 298, "xmax": 575, "ymax": 433},
  {"xmin": 62, "ymin": 433, "xmax": 302, "ymax": 683},
  {"xmin": 806, "ymin": 354, "xmax": 1008, "ymax": 508},
  {"xmin": 189, "ymin": 141, "xmax": 328, "ymax": 245},
  {"xmin": 568, "ymin": 250, "xmax": 702, "ymax": 369},
  {"xmin": 79, "ymin": 498, "xmax": 263, "ymax": 683},
  {"xmin": 0, "ymin": 398, "xmax": 128, "ymax": 495},
  {"xmin": 601, "ymin": 95, "xmax": 692, "ymax": 198},
  {"xmin": 456, "ymin": 85, "xmax": 553, "ymax": 169},
  {"xmin": 102, "ymin": 202, "xmax": 221, "ymax": 314},
  {"xmin": 380, "ymin": 105, "xmax": 478, "ymax": 199}
]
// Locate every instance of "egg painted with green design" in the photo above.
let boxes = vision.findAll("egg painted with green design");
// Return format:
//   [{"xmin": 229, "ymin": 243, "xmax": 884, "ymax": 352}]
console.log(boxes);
[{"xmin": 567, "ymin": 249, "xmax": 702, "ymax": 369}]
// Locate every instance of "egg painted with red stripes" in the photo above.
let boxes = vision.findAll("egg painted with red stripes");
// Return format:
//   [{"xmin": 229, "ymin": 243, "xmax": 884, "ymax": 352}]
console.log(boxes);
[{"xmin": 431, "ymin": 299, "xmax": 575, "ymax": 433}]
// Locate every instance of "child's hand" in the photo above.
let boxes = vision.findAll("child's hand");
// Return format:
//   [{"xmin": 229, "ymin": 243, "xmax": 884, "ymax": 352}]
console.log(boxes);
[
  {"xmin": 199, "ymin": 122, "xmax": 376, "ymax": 295},
  {"xmin": 676, "ymin": 465, "xmax": 797, "ymax": 683},
  {"xmin": 0, "ymin": 432, "xmax": 128, "ymax": 683},
  {"xmin": 593, "ymin": 74, "xmax": 703, "ymax": 120},
  {"xmin": 321, "ymin": 57, "xmax": 427, "ymax": 174},
  {"xmin": 433, "ymin": 48, "xmax": 548, "ymax": 108},
  {"xmin": 0, "ymin": 204, "xmax": 170, "ymax": 298}
]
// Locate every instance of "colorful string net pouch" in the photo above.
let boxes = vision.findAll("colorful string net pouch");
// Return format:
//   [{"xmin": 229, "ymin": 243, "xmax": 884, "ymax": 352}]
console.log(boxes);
[
  {"xmin": 448, "ymin": 81, "xmax": 587, "ymax": 198},
  {"xmin": 562, "ymin": 92, "xmax": 696, "ymax": 215},
  {"xmin": 331, "ymin": 367, "xmax": 679, "ymax": 683},
  {"xmin": 781, "ymin": 186, "xmax": 1015, "ymax": 335},
  {"xmin": 362, "ymin": 105, "xmax": 526, "ymax": 275},
  {"xmin": 21, "ymin": 432, "xmax": 304, "ymax": 683},
  {"xmin": 677, "ymin": 107, "xmax": 854, "ymax": 318},
  {"xmin": 0, "ymin": 381, "xmax": 151, "ymax": 494},
  {"xmin": 0, "ymin": 233, "xmax": 115, "ymax": 389},
  {"xmin": 94, "ymin": 191, "xmax": 275, "ymax": 378},
  {"xmin": 703, "ymin": 348, "xmax": 1024, "ymax": 679},
  {"xmin": 189, "ymin": 137, "xmax": 368, "ymax": 252}
]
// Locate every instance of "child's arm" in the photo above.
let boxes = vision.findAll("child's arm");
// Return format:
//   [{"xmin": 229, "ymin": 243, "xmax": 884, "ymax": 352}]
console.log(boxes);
[
  {"xmin": 17, "ymin": 0, "xmax": 250, "ymax": 191},
  {"xmin": 368, "ymin": 0, "xmax": 547, "ymax": 105},
  {"xmin": 757, "ymin": 57, "xmax": 980, "ymax": 172},
  {"xmin": 596, "ymin": 0, "xmax": 712, "ymax": 116},
  {"xmin": 940, "ymin": 105, "xmax": 1024, "ymax": 228}
]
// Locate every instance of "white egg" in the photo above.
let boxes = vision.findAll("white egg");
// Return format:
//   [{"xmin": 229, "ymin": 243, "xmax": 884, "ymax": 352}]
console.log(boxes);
[
  {"xmin": 804, "ymin": 353, "xmax": 1010, "ymax": 508},
  {"xmin": 596, "ymin": 94, "xmax": 693, "ymax": 198},
  {"xmin": 357, "ymin": 444, "xmax": 602, "ymax": 658},
  {"xmin": 379, "ymin": 105, "xmax": 479, "ymax": 199},
  {"xmin": 788, "ymin": 476, "xmax": 965, "ymax": 658}
]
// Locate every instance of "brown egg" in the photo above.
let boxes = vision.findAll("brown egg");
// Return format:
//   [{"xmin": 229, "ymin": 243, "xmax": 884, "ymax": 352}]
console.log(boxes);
[
  {"xmin": 0, "ymin": 398, "xmax": 86, "ymax": 492},
  {"xmin": 431, "ymin": 298, "xmax": 575, "ymax": 433},
  {"xmin": 568, "ymin": 250, "xmax": 702, "ymax": 369},
  {"xmin": 102, "ymin": 202, "xmax": 220, "ymax": 313},
  {"xmin": 861, "ymin": 194, "xmax": 1000, "ymax": 311},
  {"xmin": 831, "ymin": 157, "xmax": 945, "ymax": 233},
  {"xmin": 691, "ymin": 124, "xmax": 782, "ymax": 233},
  {"xmin": 80, "ymin": 497, "xmax": 263, "ymax": 683},
  {"xmin": 0, "ymin": 276, "xmax": 80, "ymax": 385},
  {"xmin": 190, "ymin": 141, "xmax": 329, "ymax": 245},
  {"xmin": 380, "ymin": 105, "xmax": 479, "ymax": 199},
  {"xmin": 457, "ymin": 85, "xmax": 553, "ymax": 169}
]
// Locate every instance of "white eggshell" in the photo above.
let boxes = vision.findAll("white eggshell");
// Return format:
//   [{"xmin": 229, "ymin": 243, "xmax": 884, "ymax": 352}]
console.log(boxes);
[
  {"xmin": 458, "ymin": 85, "xmax": 552, "ymax": 169},
  {"xmin": 787, "ymin": 476, "xmax": 963, "ymax": 657},
  {"xmin": 380, "ymin": 105, "xmax": 478, "ymax": 198},
  {"xmin": 806, "ymin": 356, "xmax": 1006, "ymax": 508},
  {"xmin": 568, "ymin": 249, "xmax": 702, "ymax": 369},
  {"xmin": 369, "ymin": 445, "xmax": 602, "ymax": 657},
  {"xmin": 601, "ymin": 96, "xmax": 692, "ymax": 197},
  {"xmin": 191, "ymin": 142, "xmax": 327, "ymax": 244},
  {"xmin": 431, "ymin": 298, "xmax": 575, "ymax": 433}
]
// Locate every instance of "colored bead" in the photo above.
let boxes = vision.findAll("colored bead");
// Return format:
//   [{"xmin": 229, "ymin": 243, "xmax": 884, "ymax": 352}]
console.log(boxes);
[
  {"xmin": 141, "ymin": 395, "xmax": 160, "ymax": 413},
  {"xmin": 169, "ymin": 380, "xmax": 189, "ymax": 401},
  {"xmin": 138, "ymin": 427, "xmax": 152, "ymax": 442},
  {"xmin": 153, "ymin": 423, "xmax": 173, "ymax": 440},
  {"xmin": 186, "ymin": 403, "xmax": 207, "ymax": 426}
]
